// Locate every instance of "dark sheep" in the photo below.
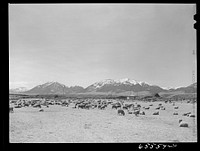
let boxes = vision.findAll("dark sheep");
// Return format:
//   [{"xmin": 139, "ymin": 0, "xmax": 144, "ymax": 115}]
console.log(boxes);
[
  {"xmin": 155, "ymin": 107, "xmax": 160, "ymax": 110},
  {"xmin": 188, "ymin": 114, "xmax": 195, "ymax": 117},
  {"xmin": 123, "ymin": 106, "xmax": 128, "ymax": 110},
  {"xmin": 179, "ymin": 119, "xmax": 189, "ymax": 127},
  {"xmin": 153, "ymin": 111, "xmax": 159, "ymax": 115},
  {"xmin": 117, "ymin": 109, "xmax": 125, "ymax": 116},
  {"xmin": 134, "ymin": 110, "xmax": 140, "ymax": 116},
  {"xmin": 39, "ymin": 109, "xmax": 44, "ymax": 112}
]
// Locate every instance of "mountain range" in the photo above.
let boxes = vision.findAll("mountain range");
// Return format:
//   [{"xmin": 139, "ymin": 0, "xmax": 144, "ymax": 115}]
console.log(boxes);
[{"xmin": 9, "ymin": 78, "xmax": 197, "ymax": 96}]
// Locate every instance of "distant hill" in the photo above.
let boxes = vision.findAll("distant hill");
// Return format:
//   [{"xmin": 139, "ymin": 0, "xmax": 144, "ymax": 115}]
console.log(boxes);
[
  {"xmin": 174, "ymin": 82, "xmax": 197, "ymax": 93},
  {"xmin": 11, "ymin": 79, "xmax": 196, "ymax": 97},
  {"xmin": 24, "ymin": 82, "xmax": 85, "ymax": 95}
]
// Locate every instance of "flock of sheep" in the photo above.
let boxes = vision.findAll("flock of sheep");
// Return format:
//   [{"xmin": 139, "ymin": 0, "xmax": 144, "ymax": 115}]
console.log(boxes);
[{"xmin": 9, "ymin": 98, "xmax": 196, "ymax": 128}]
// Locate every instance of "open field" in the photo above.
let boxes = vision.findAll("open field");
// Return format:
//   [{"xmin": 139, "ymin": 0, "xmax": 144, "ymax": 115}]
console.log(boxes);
[{"xmin": 9, "ymin": 100, "xmax": 197, "ymax": 143}]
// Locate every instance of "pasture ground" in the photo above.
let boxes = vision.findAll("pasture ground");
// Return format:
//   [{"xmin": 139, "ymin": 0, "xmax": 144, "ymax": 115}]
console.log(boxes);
[{"xmin": 9, "ymin": 101, "xmax": 197, "ymax": 143}]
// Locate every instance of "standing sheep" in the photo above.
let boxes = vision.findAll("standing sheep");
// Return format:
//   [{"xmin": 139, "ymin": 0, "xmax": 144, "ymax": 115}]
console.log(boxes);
[
  {"xmin": 179, "ymin": 119, "xmax": 189, "ymax": 127},
  {"xmin": 117, "ymin": 109, "xmax": 125, "ymax": 116},
  {"xmin": 153, "ymin": 111, "xmax": 159, "ymax": 115}
]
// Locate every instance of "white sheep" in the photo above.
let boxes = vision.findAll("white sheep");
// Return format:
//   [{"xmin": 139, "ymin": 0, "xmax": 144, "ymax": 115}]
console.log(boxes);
[
  {"xmin": 179, "ymin": 119, "xmax": 189, "ymax": 127},
  {"xmin": 139, "ymin": 111, "xmax": 145, "ymax": 115}
]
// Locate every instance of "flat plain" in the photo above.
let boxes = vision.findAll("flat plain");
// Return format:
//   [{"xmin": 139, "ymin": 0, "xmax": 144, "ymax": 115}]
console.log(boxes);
[{"xmin": 9, "ymin": 101, "xmax": 197, "ymax": 143}]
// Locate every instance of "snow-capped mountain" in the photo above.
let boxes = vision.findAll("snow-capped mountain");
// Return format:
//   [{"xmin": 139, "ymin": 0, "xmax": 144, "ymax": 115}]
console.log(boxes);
[
  {"xmin": 85, "ymin": 78, "xmax": 163, "ymax": 93},
  {"xmin": 90, "ymin": 78, "xmax": 150, "ymax": 88},
  {"xmin": 12, "ymin": 79, "xmax": 196, "ymax": 95}
]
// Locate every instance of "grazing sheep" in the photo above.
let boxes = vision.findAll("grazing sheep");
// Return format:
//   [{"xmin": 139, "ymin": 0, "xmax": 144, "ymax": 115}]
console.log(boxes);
[
  {"xmin": 117, "ymin": 109, "xmax": 125, "ymax": 116},
  {"xmin": 155, "ymin": 107, "xmax": 160, "ymax": 110},
  {"xmin": 133, "ymin": 110, "xmax": 140, "ymax": 116},
  {"xmin": 179, "ymin": 119, "xmax": 189, "ymax": 127},
  {"xmin": 112, "ymin": 104, "xmax": 121, "ymax": 109},
  {"xmin": 188, "ymin": 114, "xmax": 195, "ymax": 117},
  {"xmin": 144, "ymin": 107, "xmax": 150, "ymax": 110},
  {"xmin": 139, "ymin": 111, "xmax": 145, "ymax": 115},
  {"xmin": 39, "ymin": 109, "xmax": 44, "ymax": 112},
  {"xmin": 174, "ymin": 106, "xmax": 179, "ymax": 109},
  {"xmin": 153, "ymin": 111, "xmax": 159, "ymax": 115},
  {"xmin": 149, "ymin": 104, "xmax": 153, "ymax": 106},
  {"xmin": 100, "ymin": 104, "xmax": 107, "ymax": 110},
  {"xmin": 173, "ymin": 112, "xmax": 178, "ymax": 115},
  {"xmin": 33, "ymin": 104, "xmax": 41, "ymax": 108},
  {"xmin": 182, "ymin": 112, "xmax": 191, "ymax": 116},
  {"xmin": 123, "ymin": 106, "xmax": 128, "ymax": 110},
  {"xmin": 128, "ymin": 110, "xmax": 133, "ymax": 114}
]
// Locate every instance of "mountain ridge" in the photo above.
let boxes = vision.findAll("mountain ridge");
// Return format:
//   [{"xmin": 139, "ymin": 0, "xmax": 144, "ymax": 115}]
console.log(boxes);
[{"xmin": 10, "ymin": 78, "xmax": 197, "ymax": 95}]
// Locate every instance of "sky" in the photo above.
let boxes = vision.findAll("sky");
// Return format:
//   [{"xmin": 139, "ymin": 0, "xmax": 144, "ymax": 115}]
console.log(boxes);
[{"xmin": 9, "ymin": 4, "xmax": 196, "ymax": 89}]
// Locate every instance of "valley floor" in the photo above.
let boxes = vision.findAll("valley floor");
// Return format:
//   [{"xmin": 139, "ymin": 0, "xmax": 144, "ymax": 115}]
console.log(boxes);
[{"xmin": 9, "ymin": 101, "xmax": 197, "ymax": 143}]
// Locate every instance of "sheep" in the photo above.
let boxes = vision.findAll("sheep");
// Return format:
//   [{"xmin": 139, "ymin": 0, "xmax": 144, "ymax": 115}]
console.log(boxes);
[
  {"xmin": 123, "ymin": 106, "xmax": 128, "ymax": 110},
  {"xmin": 161, "ymin": 107, "xmax": 165, "ymax": 110},
  {"xmin": 188, "ymin": 114, "xmax": 195, "ymax": 117},
  {"xmin": 128, "ymin": 110, "xmax": 133, "ymax": 114},
  {"xmin": 153, "ymin": 111, "xmax": 159, "ymax": 115},
  {"xmin": 174, "ymin": 106, "xmax": 179, "ymax": 109},
  {"xmin": 182, "ymin": 112, "xmax": 191, "ymax": 116},
  {"xmin": 134, "ymin": 110, "xmax": 140, "ymax": 116},
  {"xmin": 179, "ymin": 119, "xmax": 189, "ymax": 127},
  {"xmin": 139, "ymin": 111, "xmax": 145, "ymax": 115},
  {"xmin": 117, "ymin": 109, "xmax": 125, "ymax": 116},
  {"xmin": 173, "ymin": 112, "xmax": 178, "ymax": 115},
  {"xmin": 39, "ymin": 109, "xmax": 44, "ymax": 112},
  {"xmin": 144, "ymin": 107, "xmax": 150, "ymax": 110},
  {"xmin": 155, "ymin": 107, "xmax": 160, "ymax": 110}
]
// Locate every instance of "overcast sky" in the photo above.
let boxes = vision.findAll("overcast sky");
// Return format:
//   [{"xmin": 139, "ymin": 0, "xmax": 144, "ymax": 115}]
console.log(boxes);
[{"xmin": 9, "ymin": 4, "xmax": 196, "ymax": 89}]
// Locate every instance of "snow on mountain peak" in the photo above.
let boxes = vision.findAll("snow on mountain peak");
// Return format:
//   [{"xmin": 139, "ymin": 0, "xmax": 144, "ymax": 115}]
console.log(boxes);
[
  {"xmin": 91, "ymin": 78, "xmax": 151, "ymax": 89},
  {"xmin": 92, "ymin": 79, "xmax": 115, "ymax": 88},
  {"xmin": 117, "ymin": 78, "xmax": 138, "ymax": 85}
]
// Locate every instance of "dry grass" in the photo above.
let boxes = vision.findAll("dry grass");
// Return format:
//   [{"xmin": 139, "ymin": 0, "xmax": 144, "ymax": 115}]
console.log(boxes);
[{"xmin": 9, "ymin": 101, "xmax": 197, "ymax": 143}]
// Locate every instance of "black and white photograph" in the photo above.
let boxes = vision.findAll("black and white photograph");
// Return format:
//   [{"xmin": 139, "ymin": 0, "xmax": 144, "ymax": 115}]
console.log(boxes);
[{"xmin": 9, "ymin": 3, "xmax": 197, "ymax": 143}]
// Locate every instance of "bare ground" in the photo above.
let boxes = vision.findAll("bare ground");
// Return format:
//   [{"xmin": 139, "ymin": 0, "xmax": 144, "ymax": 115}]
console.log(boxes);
[{"xmin": 9, "ymin": 101, "xmax": 197, "ymax": 143}]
